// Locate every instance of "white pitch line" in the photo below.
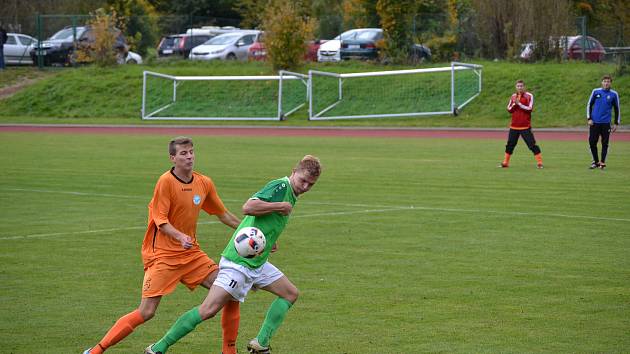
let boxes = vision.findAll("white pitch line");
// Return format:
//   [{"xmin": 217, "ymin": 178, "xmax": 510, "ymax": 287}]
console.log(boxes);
[
  {"xmin": 0, "ymin": 208, "xmax": 408, "ymax": 241},
  {"xmin": 1, "ymin": 188, "xmax": 628, "ymax": 241},
  {"xmin": 2, "ymin": 204, "xmax": 629, "ymax": 241},
  {"xmin": 1, "ymin": 187, "xmax": 146, "ymax": 200}
]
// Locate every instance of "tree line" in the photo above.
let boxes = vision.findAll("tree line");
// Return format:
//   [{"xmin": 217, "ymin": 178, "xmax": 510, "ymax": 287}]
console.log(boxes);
[{"xmin": 1, "ymin": 0, "xmax": 628, "ymax": 67}]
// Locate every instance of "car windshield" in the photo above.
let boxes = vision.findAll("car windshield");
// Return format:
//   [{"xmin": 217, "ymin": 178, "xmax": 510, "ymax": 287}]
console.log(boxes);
[
  {"xmin": 355, "ymin": 30, "xmax": 380, "ymax": 40},
  {"xmin": 50, "ymin": 27, "xmax": 84, "ymax": 40},
  {"xmin": 337, "ymin": 30, "xmax": 361, "ymax": 40},
  {"xmin": 338, "ymin": 29, "xmax": 380, "ymax": 41},
  {"xmin": 162, "ymin": 36, "xmax": 179, "ymax": 47},
  {"xmin": 205, "ymin": 34, "xmax": 240, "ymax": 45}
]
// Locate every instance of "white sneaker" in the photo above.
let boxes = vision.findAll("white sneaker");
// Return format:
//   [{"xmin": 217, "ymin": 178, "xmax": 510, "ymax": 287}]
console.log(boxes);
[
  {"xmin": 247, "ymin": 338, "xmax": 271, "ymax": 354},
  {"xmin": 82, "ymin": 350, "xmax": 91, "ymax": 354},
  {"xmin": 144, "ymin": 344, "xmax": 162, "ymax": 354}
]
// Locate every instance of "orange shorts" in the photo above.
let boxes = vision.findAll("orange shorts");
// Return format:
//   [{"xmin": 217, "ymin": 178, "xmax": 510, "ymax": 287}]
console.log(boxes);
[{"xmin": 142, "ymin": 251, "xmax": 218, "ymax": 298}]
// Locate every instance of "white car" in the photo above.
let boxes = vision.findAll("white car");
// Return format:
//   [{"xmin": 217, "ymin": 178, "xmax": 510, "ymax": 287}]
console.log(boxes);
[
  {"xmin": 3, "ymin": 33, "xmax": 38, "ymax": 65},
  {"xmin": 190, "ymin": 30, "xmax": 260, "ymax": 61},
  {"xmin": 317, "ymin": 28, "xmax": 379, "ymax": 62},
  {"xmin": 123, "ymin": 50, "xmax": 142, "ymax": 64}
]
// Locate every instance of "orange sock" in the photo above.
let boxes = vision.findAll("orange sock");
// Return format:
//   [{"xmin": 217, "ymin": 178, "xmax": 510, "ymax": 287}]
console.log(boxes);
[
  {"xmin": 221, "ymin": 300, "xmax": 241, "ymax": 354},
  {"xmin": 535, "ymin": 153, "xmax": 543, "ymax": 164},
  {"xmin": 503, "ymin": 153, "xmax": 512, "ymax": 165},
  {"xmin": 90, "ymin": 309, "xmax": 145, "ymax": 354}
]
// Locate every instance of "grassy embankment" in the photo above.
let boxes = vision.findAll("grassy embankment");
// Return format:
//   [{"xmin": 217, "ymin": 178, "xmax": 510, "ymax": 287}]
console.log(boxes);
[{"xmin": 0, "ymin": 59, "xmax": 626, "ymax": 127}]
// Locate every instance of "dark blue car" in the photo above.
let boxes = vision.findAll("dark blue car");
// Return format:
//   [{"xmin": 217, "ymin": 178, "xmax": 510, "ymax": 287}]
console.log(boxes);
[{"xmin": 340, "ymin": 28, "xmax": 383, "ymax": 60}]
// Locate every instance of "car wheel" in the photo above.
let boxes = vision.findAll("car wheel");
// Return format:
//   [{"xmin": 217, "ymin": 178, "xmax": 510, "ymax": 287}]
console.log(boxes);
[
  {"xmin": 126, "ymin": 59, "xmax": 138, "ymax": 64},
  {"xmin": 226, "ymin": 53, "xmax": 237, "ymax": 60}
]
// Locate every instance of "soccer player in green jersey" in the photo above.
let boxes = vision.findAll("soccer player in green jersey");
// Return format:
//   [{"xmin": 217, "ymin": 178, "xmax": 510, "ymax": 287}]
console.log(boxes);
[{"xmin": 145, "ymin": 155, "xmax": 322, "ymax": 354}]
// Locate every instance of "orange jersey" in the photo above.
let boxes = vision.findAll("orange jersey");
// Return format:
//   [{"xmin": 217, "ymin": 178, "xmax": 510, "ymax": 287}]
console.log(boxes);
[{"xmin": 141, "ymin": 168, "xmax": 227, "ymax": 266}]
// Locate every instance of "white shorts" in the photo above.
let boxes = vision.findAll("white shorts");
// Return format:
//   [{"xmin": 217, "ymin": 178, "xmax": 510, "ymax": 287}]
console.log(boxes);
[{"xmin": 214, "ymin": 257, "xmax": 284, "ymax": 302}]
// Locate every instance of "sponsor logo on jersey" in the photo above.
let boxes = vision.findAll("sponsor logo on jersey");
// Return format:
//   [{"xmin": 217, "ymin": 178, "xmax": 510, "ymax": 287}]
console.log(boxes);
[
  {"xmin": 193, "ymin": 195, "xmax": 201, "ymax": 205},
  {"xmin": 182, "ymin": 188, "xmax": 192, "ymax": 192},
  {"xmin": 143, "ymin": 277, "xmax": 151, "ymax": 291}
]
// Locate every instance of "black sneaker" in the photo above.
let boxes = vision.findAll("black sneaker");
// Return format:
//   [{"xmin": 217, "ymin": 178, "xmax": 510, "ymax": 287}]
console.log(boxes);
[{"xmin": 599, "ymin": 162, "xmax": 606, "ymax": 169}]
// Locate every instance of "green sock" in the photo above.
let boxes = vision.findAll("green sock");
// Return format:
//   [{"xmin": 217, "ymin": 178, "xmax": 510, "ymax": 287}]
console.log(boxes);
[
  {"xmin": 256, "ymin": 297, "xmax": 293, "ymax": 347},
  {"xmin": 152, "ymin": 307, "xmax": 203, "ymax": 353}
]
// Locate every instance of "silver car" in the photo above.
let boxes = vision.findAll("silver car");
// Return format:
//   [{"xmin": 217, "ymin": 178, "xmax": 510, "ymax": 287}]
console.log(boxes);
[
  {"xmin": 3, "ymin": 33, "xmax": 38, "ymax": 65},
  {"xmin": 190, "ymin": 30, "xmax": 261, "ymax": 61}
]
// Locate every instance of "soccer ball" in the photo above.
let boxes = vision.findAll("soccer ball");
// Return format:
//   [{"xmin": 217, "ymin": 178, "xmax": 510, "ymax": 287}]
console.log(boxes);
[{"xmin": 234, "ymin": 227, "xmax": 266, "ymax": 258}]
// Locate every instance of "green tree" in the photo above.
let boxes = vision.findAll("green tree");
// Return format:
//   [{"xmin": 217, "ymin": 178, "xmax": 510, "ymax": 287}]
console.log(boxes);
[
  {"xmin": 261, "ymin": 0, "xmax": 315, "ymax": 70},
  {"xmin": 107, "ymin": 0, "xmax": 159, "ymax": 55},
  {"xmin": 376, "ymin": 0, "xmax": 413, "ymax": 63},
  {"xmin": 342, "ymin": 0, "xmax": 379, "ymax": 29},
  {"xmin": 312, "ymin": 0, "xmax": 343, "ymax": 39}
]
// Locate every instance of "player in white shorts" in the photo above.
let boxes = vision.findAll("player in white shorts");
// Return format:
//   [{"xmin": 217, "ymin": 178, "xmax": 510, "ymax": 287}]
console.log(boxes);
[
  {"xmin": 214, "ymin": 257, "xmax": 284, "ymax": 302},
  {"xmin": 145, "ymin": 155, "xmax": 322, "ymax": 354}
]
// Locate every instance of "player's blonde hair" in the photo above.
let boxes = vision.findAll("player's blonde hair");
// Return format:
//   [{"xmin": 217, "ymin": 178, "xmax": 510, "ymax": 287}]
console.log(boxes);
[
  {"xmin": 295, "ymin": 155, "xmax": 322, "ymax": 177},
  {"xmin": 169, "ymin": 136, "xmax": 193, "ymax": 156}
]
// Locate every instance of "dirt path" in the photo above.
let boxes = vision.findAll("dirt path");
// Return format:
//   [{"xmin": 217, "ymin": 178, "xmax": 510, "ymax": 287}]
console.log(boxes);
[{"xmin": 0, "ymin": 74, "xmax": 48, "ymax": 100}]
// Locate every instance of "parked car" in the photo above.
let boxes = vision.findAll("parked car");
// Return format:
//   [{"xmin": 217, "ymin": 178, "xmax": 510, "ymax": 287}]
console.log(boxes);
[
  {"xmin": 30, "ymin": 25, "xmax": 140, "ymax": 66},
  {"xmin": 30, "ymin": 26, "xmax": 88, "ymax": 66},
  {"xmin": 72, "ymin": 26, "xmax": 142, "ymax": 65},
  {"xmin": 3, "ymin": 32, "xmax": 38, "ymax": 65},
  {"xmin": 157, "ymin": 34, "xmax": 212, "ymax": 58},
  {"xmin": 190, "ymin": 30, "xmax": 261, "ymax": 61},
  {"xmin": 247, "ymin": 36, "xmax": 326, "ymax": 62},
  {"xmin": 409, "ymin": 43, "xmax": 432, "ymax": 62},
  {"xmin": 121, "ymin": 50, "xmax": 142, "ymax": 64},
  {"xmin": 519, "ymin": 35, "xmax": 605, "ymax": 62},
  {"xmin": 157, "ymin": 26, "xmax": 243, "ymax": 59},
  {"xmin": 317, "ymin": 28, "xmax": 381, "ymax": 62},
  {"xmin": 339, "ymin": 28, "xmax": 383, "ymax": 60},
  {"xmin": 565, "ymin": 35, "xmax": 605, "ymax": 62}
]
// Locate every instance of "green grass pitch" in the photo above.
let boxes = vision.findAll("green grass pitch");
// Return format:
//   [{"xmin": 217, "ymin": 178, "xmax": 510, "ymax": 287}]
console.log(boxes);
[{"xmin": 0, "ymin": 132, "xmax": 628, "ymax": 353}]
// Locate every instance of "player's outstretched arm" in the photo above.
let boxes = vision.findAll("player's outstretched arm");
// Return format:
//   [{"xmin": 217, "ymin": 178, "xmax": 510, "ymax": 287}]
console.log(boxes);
[
  {"xmin": 216, "ymin": 211, "xmax": 241, "ymax": 229},
  {"xmin": 243, "ymin": 199, "xmax": 292, "ymax": 216},
  {"xmin": 158, "ymin": 223, "xmax": 193, "ymax": 249}
]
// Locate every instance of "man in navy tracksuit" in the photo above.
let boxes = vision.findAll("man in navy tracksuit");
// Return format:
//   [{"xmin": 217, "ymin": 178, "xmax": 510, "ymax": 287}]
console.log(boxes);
[{"xmin": 586, "ymin": 75, "xmax": 621, "ymax": 169}]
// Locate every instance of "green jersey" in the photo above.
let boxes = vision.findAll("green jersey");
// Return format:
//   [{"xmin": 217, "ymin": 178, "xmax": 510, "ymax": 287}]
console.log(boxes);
[{"xmin": 222, "ymin": 176, "xmax": 297, "ymax": 268}]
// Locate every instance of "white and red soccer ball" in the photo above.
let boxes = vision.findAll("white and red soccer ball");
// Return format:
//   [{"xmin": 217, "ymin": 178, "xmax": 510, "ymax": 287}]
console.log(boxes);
[{"xmin": 234, "ymin": 227, "xmax": 266, "ymax": 258}]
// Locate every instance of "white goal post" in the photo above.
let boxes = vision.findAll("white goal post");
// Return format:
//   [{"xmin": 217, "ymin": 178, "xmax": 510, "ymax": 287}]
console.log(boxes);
[
  {"xmin": 308, "ymin": 62, "xmax": 482, "ymax": 120},
  {"xmin": 141, "ymin": 70, "xmax": 308, "ymax": 121}
]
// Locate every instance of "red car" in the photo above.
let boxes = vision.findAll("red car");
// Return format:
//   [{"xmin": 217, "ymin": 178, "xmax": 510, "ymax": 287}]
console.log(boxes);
[
  {"xmin": 519, "ymin": 35, "xmax": 605, "ymax": 62},
  {"xmin": 565, "ymin": 35, "xmax": 605, "ymax": 62},
  {"xmin": 248, "ymin": 38, "xmax": 326, "ymax": 62}
]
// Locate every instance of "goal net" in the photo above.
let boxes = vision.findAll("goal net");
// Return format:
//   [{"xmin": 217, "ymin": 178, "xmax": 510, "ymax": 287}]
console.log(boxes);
[
  {"xmin": 141, "ymin": 70, "xmax": 308, "ymax": 121},
  {"xmin": 308, "ymin": 62, "xmax": 482, "ymax": 120}
]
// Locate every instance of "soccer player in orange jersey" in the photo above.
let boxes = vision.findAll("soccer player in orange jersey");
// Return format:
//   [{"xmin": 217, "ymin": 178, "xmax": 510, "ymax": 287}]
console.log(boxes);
[{"xmin": 83, "ymin": 137, "xmax": 242, "ymax": 354}]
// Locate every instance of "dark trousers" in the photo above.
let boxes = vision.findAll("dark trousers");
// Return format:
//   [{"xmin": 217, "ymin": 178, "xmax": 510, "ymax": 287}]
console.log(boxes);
[
  {"xmin": 0, "ymin": 45, "xmax": 4, "ymax": 69},
  {"xmin": 505, "ymin": 128, "xmax": 541, "ymax": 155},
  {"xmin": 589, "ymin": 123, "xmax": 611, "ymax": 163}
]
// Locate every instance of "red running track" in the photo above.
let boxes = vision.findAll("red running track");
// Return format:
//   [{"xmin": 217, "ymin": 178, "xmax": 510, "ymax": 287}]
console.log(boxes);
[{"xmin": 1, "ymin": 125, "xmax": 629, "ymax": 141}]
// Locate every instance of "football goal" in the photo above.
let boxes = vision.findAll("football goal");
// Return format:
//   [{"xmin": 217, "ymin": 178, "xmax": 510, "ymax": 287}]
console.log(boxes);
[
  {"xmin": 141, "ymin": 70, "xmax": 308, "ymax": 121},
  {"xmin": 308, "ymin": 62, "xmax": 482, "ymax": 120}
]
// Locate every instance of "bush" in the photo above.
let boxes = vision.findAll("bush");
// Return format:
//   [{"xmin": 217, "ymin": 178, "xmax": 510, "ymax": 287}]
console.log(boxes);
[
  {"xmin": 261, "ymin": 1, "xmax": 315, "ymax": 70},
  {"xmin": 425, "ymin": 34, "xmax": 457, "ymax": 62},
  {"xmin": 75, "ymin": 9, "xmax": 121, "ymax": 67}
]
